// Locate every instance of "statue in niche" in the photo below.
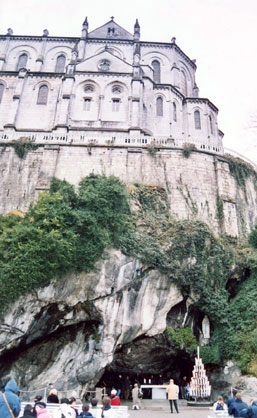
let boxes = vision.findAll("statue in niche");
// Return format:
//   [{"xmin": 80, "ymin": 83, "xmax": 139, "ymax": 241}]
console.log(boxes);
[{"xmin": 202, "ymin": 315, "xmax": 210, "ymax": 339}]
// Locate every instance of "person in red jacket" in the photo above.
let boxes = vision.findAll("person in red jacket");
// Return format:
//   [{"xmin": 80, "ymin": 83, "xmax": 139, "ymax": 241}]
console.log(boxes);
[{"xmin": 110, "ymin": 390, "xmax": 121, "ymax": 406}]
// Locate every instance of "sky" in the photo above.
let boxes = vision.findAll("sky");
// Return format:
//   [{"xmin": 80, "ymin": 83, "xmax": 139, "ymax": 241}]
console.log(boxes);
[{"xmin": 1, "ymin": 0, "xmax": 257, "ymax": 161}]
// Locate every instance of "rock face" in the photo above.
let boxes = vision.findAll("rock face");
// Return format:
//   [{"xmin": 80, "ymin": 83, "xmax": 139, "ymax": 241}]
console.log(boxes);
[
  {"xmin": 0, "ymin": 249, "xmax": 184, "ymax": 393},
  {"xmin": 0, "ymin": 146, "xmax": 257, "ymax": 238},
  {"xmin": 210, "ymin": 361, "xmax": 257, "ymax": 404}
]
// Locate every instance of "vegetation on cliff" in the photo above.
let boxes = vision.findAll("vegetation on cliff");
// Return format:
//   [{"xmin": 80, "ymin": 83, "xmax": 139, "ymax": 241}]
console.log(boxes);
[
  {"xmin": 1, "ymin": 175, "xmax": 257, "ymax": 375},
  {"xmin": 0, "ymin": 175, "xmax": 132, "ymax": 313}
]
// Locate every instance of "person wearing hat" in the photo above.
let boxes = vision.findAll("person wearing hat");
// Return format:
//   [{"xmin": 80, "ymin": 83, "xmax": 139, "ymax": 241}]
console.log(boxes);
[
  {"xmin": 35, "ymin": 402, "xmax": 50, "ymax": 418},
  {"xmin": 0, "ymin": 378, "xmax": 21, "ymax": 418},
  {"xmin": 110, "ymin": 390, "xmax": 120, "ymax": 406}
]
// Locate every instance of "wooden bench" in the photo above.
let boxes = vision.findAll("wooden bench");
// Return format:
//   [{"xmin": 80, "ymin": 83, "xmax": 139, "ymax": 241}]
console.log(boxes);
[{"xmin": 19, "ymin": 401, "xmax": 129, "ymax": 417}]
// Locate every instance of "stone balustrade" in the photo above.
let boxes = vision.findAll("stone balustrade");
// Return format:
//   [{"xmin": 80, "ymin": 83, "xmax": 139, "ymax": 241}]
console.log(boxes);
[{"xmin": 0, "ymin": 130, "xmax": 224, "ymax": 155}]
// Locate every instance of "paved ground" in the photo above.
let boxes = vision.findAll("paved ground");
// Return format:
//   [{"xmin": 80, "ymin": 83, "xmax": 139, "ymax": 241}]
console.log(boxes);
[{"xmin": 125, "ymin": 400, "xmax": 214, "ymax": 418}]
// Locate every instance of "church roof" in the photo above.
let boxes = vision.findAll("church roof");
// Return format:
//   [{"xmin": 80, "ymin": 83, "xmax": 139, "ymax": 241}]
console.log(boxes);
[{"xmin": 88, "ymin": 18, "xmax": 134, "ymax": 41}]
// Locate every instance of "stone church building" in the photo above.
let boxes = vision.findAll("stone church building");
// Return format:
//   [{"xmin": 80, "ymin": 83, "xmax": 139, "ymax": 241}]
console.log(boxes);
[
  {"xmin": 1, "ymin": 18, "xmax": 256, "ymax": 238},
  {"xmin": 0, "ymin": 17, "xmax": 223, "ymax": 152}
]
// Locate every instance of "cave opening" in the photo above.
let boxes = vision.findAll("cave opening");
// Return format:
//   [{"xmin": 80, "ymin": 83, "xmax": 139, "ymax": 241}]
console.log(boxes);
[{"xmin": 97, "ymin": 335, "xmax": 194, "ymax": 399}]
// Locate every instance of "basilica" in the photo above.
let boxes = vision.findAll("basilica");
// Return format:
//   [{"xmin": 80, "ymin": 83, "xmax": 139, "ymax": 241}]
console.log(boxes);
[{"xmin": 0, "ymin": 18, "xmax": 223, "ymax": 152}]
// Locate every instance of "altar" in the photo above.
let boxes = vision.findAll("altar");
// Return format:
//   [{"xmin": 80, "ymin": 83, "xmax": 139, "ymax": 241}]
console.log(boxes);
[{"xmin": 140, "ymin": 385, "xmax": 168, "ymax": 400}]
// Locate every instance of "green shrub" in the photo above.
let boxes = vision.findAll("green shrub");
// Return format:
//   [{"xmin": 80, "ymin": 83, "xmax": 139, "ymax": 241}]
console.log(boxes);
[
  {"xmin": 12, "ymin": 137, "xmax": 39, "ymax": 158},
  {"xmin": 166, "ymin": 327, "xmax": 197, "ymax": 355},
  {"xmin": 200, "ymin": 345, "xmax": 221, "ymax": 365},
  {"xmin": 182, "ymin": 143, "xmax": 196, "ymax": 158},
  {"xmin": 225, "ymin": 154, "xmax": 257, "ymax": 189},
  {"xmin": 0, "ymin": 174, "xmax": 134, "ymax": 314}
]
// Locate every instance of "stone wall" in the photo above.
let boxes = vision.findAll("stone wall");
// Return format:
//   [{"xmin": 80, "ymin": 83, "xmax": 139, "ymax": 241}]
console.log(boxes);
[{"xmin": 0, "ymin": 144, "xmax": 256, "ymax": 237}]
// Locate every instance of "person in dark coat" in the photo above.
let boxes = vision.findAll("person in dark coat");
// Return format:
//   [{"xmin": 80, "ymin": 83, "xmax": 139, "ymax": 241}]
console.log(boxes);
[
  {"xmin": 229, "ymin": 394, "xmax": 248, "ymax": 417},
  {"xmin": 0, "ymin": 378, "xmax": 21, "ymax": 418},
  {"xmin": 228, "ymin": 389, "xmax": 238, "ymax": 408},
  {"xmin": 21, "ymin": 404, "xmax": 34, "ymax": 417},
  {"xmin": 47, "ymin": 389, "xmax": 59, "ymax": 403},
  {"xmin": 242, "ymin": 401, "xmax": 257, "ymax": 418}
]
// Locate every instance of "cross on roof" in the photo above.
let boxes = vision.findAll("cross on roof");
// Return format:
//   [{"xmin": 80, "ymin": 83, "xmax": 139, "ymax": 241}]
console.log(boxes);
[{"xmin": 110, "ymin": 16, "xmax": 114, "ymax": 21}]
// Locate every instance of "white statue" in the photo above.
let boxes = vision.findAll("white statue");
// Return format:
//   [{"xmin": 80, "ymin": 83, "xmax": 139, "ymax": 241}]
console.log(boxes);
[{"xmin": 202, "ymin": 315, "xmax": 210, "ymax": 339}]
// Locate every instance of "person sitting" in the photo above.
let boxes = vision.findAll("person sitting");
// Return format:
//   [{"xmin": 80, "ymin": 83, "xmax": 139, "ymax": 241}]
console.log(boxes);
[
  {"xmin": 213, "ymin": 396, "xmax": 228, "ymax": 412},
  {"xmin": 110, "ymin": 390, "xmax": 120, "ymax": 406},
  {"xmin": 101, "ymin": 397, "xmax": 114, "ymax": 417},
  {"xmin": 21, "ymin": 404, "xmax": 34, "ymax": 417},
  {"xmin": 47, "ymin": 389, "xmax": 59, "ymax": 404},
  {"xmin": 242, "ymin": 399, "xmax": 257, "ymax": 418},
  {"xmin": 52, "ymin": 398, "xmax": 76, "ymax": 418},
  {"xmin": 228, "ymin": 394, "xmax": 248, "ymax": 417},
  {"xmin": 69, "ymin": 397, "xmax": 79, "ymax": 416},
  {"xmin": 79, "ymin": 404, "xmax": 94, "ymax": 417},
  {"xmin": 35, "ymin": 402, "xmax": 50, "ymax": 418},
  {"xmin": 32, "ymin": 396, "xmax": 43, "ymax": 416}
]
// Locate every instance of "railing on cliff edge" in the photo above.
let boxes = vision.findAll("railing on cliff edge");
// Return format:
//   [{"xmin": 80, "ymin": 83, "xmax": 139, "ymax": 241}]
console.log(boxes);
[{"xmin": 0, "ymin": 131, "xmax": 224, "ymax": 155}]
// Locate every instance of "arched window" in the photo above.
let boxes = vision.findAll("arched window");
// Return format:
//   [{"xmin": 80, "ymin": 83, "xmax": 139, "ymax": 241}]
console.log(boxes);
[
  {"xmin": 112, "ymin": 98, "xmax": 120, "ymax": 112},
  {"xmin": 173, "ymin": 102, "xmax": 177, "ymax": 122},
  {"xmin": 37, "ymin": 85, "xmax": 48, "ymax": 105},
  {"xmin": 84, "ymin": 98, "xmax": 91, "ymax": 111},
  {"xmin": 0, "ymin": 84, "xmax": 4, "ymax": 103},
  {"xmin": 181, "ymin": 71, "xmax": 187, "ymax": 96},
  {"xmin": 55, "ymin": 55, "xmax": 66, "ymax": 72},
  {"xmin": 156, "ymin": 97, "xmax": 163, "ymax": 116},
  {"xmin": 152, "ymin": 60, "xmax": 161, "ymax": 83},
  {"xmin": 209, "ymin": 115, "xmax": 214, "ymax": 134},
  {"xmin": 194, "ymin": 110, "xmax": 201, "ymax": 129},
  {"xmin": 17, "ymin": 53, "xmax": 28, "ymax": 70}
]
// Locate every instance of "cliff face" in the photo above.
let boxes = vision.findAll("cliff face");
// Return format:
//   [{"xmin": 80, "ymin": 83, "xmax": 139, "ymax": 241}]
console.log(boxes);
[
  {"xmin": 0, "ymin": 145, "xmax": 256, "ymax": 237},
  {"xmin": 0, "ymin": 249, "xmax": 185, "ymax": 392}
]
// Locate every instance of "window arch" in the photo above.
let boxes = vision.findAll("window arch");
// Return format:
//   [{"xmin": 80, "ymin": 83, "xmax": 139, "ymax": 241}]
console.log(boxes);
[
  {"xmin": 55, "ymin": 55, "xmax": 66, "ymax": 72},
  {"xmin": 194, "ymin": 110, "xmax": 201, "ymax": 129},
  {"xmin": 209, "ymin": 115, "xmax": 214, "ymax": 134},
  {"xmin": 156, "ymin": 96, "xmax": 163, "ymax": 116},
  {"xmin": 173, "ymin": 102, "xmax": 177, "ymax": 122},
  {"xmin": 17, "ymin": 53, "xmax": 28, "ymax": 70},
  {"xmin": 152, "ymin": 60, "xmax": 161, "ymax": 83},
  {"xmin": 37, "ymin": 85, "xmax": 48, "ymax": 105},
  {"xmin": 0, "ymin": 84, "xmax": 4, "ymax": 103},
  {"xmin": 181, "ymin": 71, "xmax": 187, "ymax": 96}
]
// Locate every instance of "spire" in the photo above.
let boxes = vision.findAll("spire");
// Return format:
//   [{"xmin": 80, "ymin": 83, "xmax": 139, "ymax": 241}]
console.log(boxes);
[
  {"xmin": 134, "ymin": 19, "xmax": 140, "ymax": 41},
  {"xmin": 82, "ymin": 16, "xmax": 88, "ymax": 38}
]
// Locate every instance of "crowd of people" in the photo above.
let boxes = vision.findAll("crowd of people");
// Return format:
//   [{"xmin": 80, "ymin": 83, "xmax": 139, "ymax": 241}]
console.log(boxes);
[
  {"xmin": 1, "ymin": 377, "xmax": 257, "ymax": 418},
  {"xmin": 212, "ymin": 389, "xmax": 257, "ymax": 418},
  {"xmin": 0, "ymin": 378, "xmax": 140, "ymax": 417}
]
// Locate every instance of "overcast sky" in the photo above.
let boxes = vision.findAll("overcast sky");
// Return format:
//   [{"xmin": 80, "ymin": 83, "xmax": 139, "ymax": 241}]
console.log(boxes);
[{"xmin": 1, "ymin": 0, "xmax": 257, "ymax": 161}]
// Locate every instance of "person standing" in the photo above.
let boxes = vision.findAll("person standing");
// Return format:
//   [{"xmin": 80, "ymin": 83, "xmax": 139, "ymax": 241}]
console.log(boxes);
[
  {"xmin": 0, "ymin": 378, "xmax": 21, "ymax": 418},
  {"xmin": 166, "ymin": 379, "xmax": 179, "ymax": 414},
  {"xmin": 228, "ymin": 389, "xmax": 238, "ymax": 409},
  {"xmin": 123, "ymin": 376, "xmax": 131, "ymax": 401},
  {"xmin": 110, "ymin": 390, "xmax": 120, "ymax": 406},
  {"xmin": 132, "ymin": 384, "xmax": 141, "ymax": 410}
]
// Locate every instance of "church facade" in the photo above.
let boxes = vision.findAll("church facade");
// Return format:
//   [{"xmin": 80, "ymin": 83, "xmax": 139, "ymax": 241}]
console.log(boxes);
[{"xmin": 0, "ymin": 18, "xmax": 223, "ymax": 153}]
